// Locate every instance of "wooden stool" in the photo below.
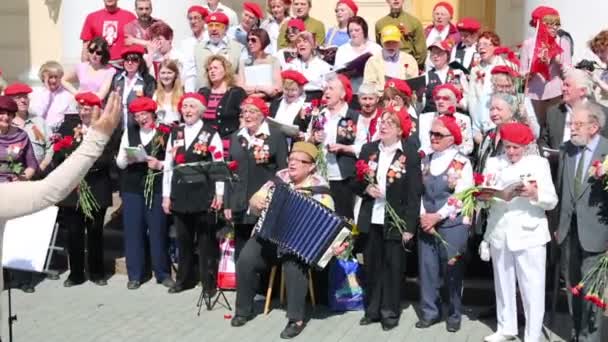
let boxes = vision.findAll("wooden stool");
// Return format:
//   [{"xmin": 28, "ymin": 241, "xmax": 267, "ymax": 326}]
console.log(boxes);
[{"xmin": 264, "ymin": 265, "xmax": 316, "ymax": 315}]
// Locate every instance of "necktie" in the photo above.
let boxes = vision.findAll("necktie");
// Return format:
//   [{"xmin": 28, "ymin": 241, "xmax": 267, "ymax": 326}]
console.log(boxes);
[{"xmin": 574, "ymin": 146, "xmax": 586, "ymax": 197}]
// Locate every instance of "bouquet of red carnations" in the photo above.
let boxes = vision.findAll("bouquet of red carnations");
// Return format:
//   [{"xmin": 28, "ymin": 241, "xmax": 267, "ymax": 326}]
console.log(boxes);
[{"xmin": 571, "ymin": 254, "xmax": 608, "ymax": 311}]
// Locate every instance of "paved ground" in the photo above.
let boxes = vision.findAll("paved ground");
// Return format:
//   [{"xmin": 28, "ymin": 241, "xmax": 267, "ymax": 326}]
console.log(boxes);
[{"xmin": 0, "ymin": 273, "xmax": 574, "ymax": 342}]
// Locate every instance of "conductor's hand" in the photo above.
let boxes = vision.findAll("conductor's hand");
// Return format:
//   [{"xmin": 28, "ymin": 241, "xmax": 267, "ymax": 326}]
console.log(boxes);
[{"xmin": 91, "ymin": 91, "xmax": 122, "ymax": 137}]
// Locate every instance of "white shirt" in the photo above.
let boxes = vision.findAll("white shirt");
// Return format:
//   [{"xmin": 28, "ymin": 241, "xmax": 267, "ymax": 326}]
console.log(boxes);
[
  {"xmin": 180, "ymin": 33, "xmax": 207, "ymax": 92},
  {"xmin": 274, "ymin": 96, "xmax": 306, "ymax": 127},
  {"xmin": 334, "ymin": 40, "xmax": 382, "ymax": 70},
  {"xmin": 162, "ymin": 120, "xmax": 224, "ymax": 198},
  {"xmin": 371, "ymin": 140, "xmax": 403, "ymax": 224},
  {"xmin": 116, "ymin": 127, "xmax": 156, "ymax": 169},
  {"xmin": 236, "ymin": 121, "xmax": 271, "ymax": 148},
  {"xmin": 285, "ymin": 57, "xmax": 333, "ymax": 92},
  {"xmin": 29, "ymin": 86, "xmax": 76, "ymax": 130},
  {"xmin": 418, "ymin": 111, "xmax": 474, "ymax": 156},
  {"xmin": 120, "ymin": 72, "xmax": 144, "ymax": 129},
  {"xmin": 564, "ymin": 104, "xmax": 574, "ymax": 142},
  {"xmin": 261, "ymin": 16, "xmax": 286, "ymax": 55}
]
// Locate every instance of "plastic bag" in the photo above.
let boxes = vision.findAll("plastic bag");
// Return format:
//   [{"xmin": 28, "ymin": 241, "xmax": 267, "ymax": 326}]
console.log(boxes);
[
  {"xmin": 217, "ymin": 235, "xmax": 236, "ymax": 290},
  {"xmin": 328, "ymin": 258, "xmax": 364, "ymax": 311}
]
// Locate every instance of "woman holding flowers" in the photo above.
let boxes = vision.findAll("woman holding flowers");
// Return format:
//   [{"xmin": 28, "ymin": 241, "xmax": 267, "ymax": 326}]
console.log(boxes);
[
  {"xmin": 53, "ymin": 92, "xmax": 120, "ymax": 287},
  {"xmin": 161, "ymin": 93, "xmax": 224, "ymax": 294},
  {"xmin": 481, "ymin": 123, "xmax": 557, "ymax": 342},
  {"xmin": 416, "ymin": 114, "xmax": 473, "ymax": 333},
  {"xmin": 224, "ymin": 96, "xmax": 288, "ymax": 259},
  {"xmin": 353, "ymin": 106, "xmax": 422, "ymax": 331},
  {"xmin": 115, "ymin": 97, "xmax": 174, "ymax": 290},
  {"xmin": 0, "ymin": 96, "xmax": 38, "ymax": 183}
]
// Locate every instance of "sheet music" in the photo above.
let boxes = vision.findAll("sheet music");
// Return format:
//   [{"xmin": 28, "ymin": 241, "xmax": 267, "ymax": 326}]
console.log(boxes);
[{"xmin": 244, "ymin": 64, "xmax": 273, "ymax": 87}]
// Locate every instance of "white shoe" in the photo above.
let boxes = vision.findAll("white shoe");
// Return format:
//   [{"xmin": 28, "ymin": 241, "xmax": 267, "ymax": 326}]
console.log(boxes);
[{"xmin": 483, "ymin": 332, "xmax": 516, "ymax": 342}]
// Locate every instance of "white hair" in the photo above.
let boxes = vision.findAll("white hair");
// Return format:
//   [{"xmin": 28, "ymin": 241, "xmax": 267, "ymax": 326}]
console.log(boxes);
[
  {"xmin": 182, "ymin": 98, "xmax": 206, "ymax": 114},
  {"xmin": 358, "ymin": 82, "xmax": 378, "ymax": 96},
  {"xmin": 437, "ymin": 87, "xmax": 457, "ymax": 103},
  {"xmin": 564, "ymin": 68, "xmax": 594, "ymax": 97},
  {"xmin": 573, "ymin": 101, "xmax": 606, "ymax": 129}
]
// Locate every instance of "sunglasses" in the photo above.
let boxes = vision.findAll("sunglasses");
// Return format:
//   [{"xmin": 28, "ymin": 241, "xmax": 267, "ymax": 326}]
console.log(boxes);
[
  {"xmin": 88, "ymin": 48, "xmax": 104, "ymax": 56},
  {"xmin": 247, "ymin": 37, "xmax": 259, "ymax": 43},
  {"xmin": 124, "ymin": 55, "xmax": 141, "ymax": 63},
  {"xmin": 429, "ymin": 130, "xmax": 452, "ymax": 139},
  {"xmin": 433, "ymin": 95, "xmax": 451, "ymax": 102}
]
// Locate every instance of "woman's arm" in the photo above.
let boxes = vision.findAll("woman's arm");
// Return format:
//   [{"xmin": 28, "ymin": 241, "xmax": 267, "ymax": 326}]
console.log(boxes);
[
  {"xmin": 61, "ymin": 67, "xmax": 79, "ymax": 95},
  {"xmin": 0, "ymin": 93, "xmax": 121, "ymax": 220},
  {"xmin": 95, "ymin": 69, "xmax": 116, "ymax": 100}
]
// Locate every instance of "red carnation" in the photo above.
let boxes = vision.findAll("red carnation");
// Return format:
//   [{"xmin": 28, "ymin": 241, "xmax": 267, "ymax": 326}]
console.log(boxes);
[
  {"xmin": 157, "ymin": 124, "xmax": 171, "ymax": 134},
  {"xmin": 473, "ymin": 172, "xmax": 485, "ymax": 186},
  {"xmin": 52, "ymin": 141, "xmax": 64, "ymax": 153},
  {"xmin": 447, "ymin": 106, "xmax": 456, "ymax": 114},
  {"xmin": 488, "ymin": 131, "xmax": 497, "ymax": 140},
  {"xmin": 208, "ymin": 145, "xmax": 216, "ymax": 153},
  {"xmin": 571, "ymin": 283, "xmax": 583, "ymax": 297},
  {"xmin": 418, "ymin": 150, "xmax": 426, "ymax": 159},
  {"xmin": 175, "ymin": 154, "xmax": 186, "ymax": 165},
  {"xmin": 311, "ymin": 99, "xmax": 320, "ymax": 108},
  {"xmin": 355, "ymin": 160, "xmax": 370, "ymax": 182},
  {"xmin": 213, "ymin": 151, "xmax": 223, "ymax": 160},
  {"xmin": 63, "ymin": 136, "xmax": 74, "ymax": 146},
  {"xmin": 227, "ymin": 160, "xmax": 238, "ymax": 172}
]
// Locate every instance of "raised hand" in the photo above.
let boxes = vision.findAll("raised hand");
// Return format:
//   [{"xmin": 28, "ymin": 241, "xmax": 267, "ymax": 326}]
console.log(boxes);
[{"xmin": 91, "ymin": 91, "xmax": 122, "ymax": 137}]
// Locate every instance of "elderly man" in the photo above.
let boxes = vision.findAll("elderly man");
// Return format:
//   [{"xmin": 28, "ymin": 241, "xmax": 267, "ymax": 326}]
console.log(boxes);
[
  {"xmin": 227, "ymin": 2, "xmax": 264, "ymax": 46},
  {"xmin": 375, "ymin": 0, "xmax": 427, "ymax": 67},
  {"xmin": 180, "ymin": 6, "xmax": 209, "ymax": 93},
  {"xmin": 231, "ymin": 141, "xmax": 335, "ymax": 339},
  {"xmin": 201, "ymin": 0, "xmax": 239, "ymax": 28},
  {"xmin": 194, "ymin": 12, "xmax": 244, "ymax": 88},
  {"xmin": 124, "ymin": 0, "xmax": 159, "ymax": 47},
  {"xmin": 309, "ymin": 75, "xmax": 366, "ymax": 219},
  {"xmin": 555, "ymin": 101, "xmax": 608, "ymax": 342},
  {"xmin": 277, "ymin": 0, "xmax": 325, "ymax": 49}
]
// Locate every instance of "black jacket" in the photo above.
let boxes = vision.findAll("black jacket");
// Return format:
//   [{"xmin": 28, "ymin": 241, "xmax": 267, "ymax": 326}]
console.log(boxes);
[
  {"xmin": 352, "ymin": 139, "xmax": 422, "ymax": 240},
  {"xmin": 108, "ymin": 71, "xmax": 156, "ymax": 128},
  {"xmin": 198, "ymin": 86, "xmax": 247, "ymax": 139}
]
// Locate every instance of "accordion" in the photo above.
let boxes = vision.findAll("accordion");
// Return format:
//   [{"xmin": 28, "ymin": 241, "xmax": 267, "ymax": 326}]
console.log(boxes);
[{"xmin": 254, "ymin": 183, "xmax": 351, "ymax": 269}]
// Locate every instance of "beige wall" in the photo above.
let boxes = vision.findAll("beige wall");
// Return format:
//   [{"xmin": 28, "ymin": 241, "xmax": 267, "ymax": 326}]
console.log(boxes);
[{"xmin": 0, "ymin": 1, "xmax": 29, "ymax": 82}]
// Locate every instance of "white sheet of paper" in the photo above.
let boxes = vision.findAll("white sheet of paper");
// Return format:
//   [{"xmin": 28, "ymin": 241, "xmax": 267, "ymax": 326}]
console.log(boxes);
[
  {"xmin": 124, "ymin": 145, "xmax": 148, "ymax": 162},
  {"xmin": 266, "ymin": 117, "xmax": 300, "ymax": 137},
  {"xmin": 244, "ymin": 64, "xmax": 273, "ymax": 87},
  {"xmin": 2, "ymin": 206, "xmax": 59, "ymax": 272}
]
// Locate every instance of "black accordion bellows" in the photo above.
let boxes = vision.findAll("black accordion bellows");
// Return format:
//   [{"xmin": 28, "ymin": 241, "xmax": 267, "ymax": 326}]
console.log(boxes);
[{"xmin": 255, "ymin": 183, "xmax": 351, "ymax": 269}]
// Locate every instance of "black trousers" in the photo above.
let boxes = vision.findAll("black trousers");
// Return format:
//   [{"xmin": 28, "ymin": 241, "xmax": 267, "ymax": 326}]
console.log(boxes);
[
  {"xmin": 562, "ymin": 219, "xmax": 605, "ymax": 342},
  {"xmin": 329, "ymin": 179, "xmax": 355, "ymax": 219},
  {"xmin": 364, "ymin": 224, "xmax": 405, "ymax": 322},
  {"xmin": 235, "ymin": 236, "xmax": 309, "ymax": 321},
  {"xmin": 234, "ymin": 223, "xmax": 254, "ymax": 262},
  {"xmin": 173, "ymin": 212, "xmax": 218, "ymax": 291},
  {"xmin": 62, "ymin": 206, "xmax": 106, "ymax": 281}
]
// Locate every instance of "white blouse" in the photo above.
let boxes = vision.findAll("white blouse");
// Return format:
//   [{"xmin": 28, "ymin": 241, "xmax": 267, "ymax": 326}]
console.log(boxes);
[
  {"xmin": 115, "ymin": 127, "xmax": 156, "ymax": 170},
  {"xmin": 274, "ymin": 96, "xmax": 306, "ymax": 127},
  {"xmin": 285, "ymin": 56, "xmax": 332, "ymax": 92},
  {"xmin": 371, "ymin": 140, "xmax": 403, "ymax": 224}
]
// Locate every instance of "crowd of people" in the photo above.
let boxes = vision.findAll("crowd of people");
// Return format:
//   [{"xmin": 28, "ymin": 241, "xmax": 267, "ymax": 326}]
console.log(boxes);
[{"xmin": 0, "ymin": 0, "xmax": 607, "ymax": 340}]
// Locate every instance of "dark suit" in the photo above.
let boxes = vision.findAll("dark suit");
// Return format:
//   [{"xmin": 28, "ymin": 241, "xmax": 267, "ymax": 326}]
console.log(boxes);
[
  {"xmin": 556, "ymin": 137, "xmax": 608, "ymax": 342},
  {"xmin": 352, "ymin": 139, "xmax": 422, "ymax": 324},
  {"xmin": 108, "ymin": 71, "xmax": 156, "ymax": 129}
]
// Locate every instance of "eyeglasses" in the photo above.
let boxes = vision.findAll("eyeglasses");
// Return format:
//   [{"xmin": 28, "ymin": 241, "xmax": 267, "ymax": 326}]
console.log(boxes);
[
  {"xmin": 288, "ymin": 157, "xmax": 313, "ymax": 164},
  {"xmin": 124, "ymin": 55, "xmax": 141, "ymax": 63},
  {"xmin": 247, "ymin": 37, "xmax": 259, "ymax": 43},
  {"xmin": 88, "ymin": 49, "xmax": 104, "ymax": 56},
  {"xmin": 429, "ymin": 130, "xmax": 452, "ymax": 139},
  {"xmin": 569, "ymin": 121, "xmax": 593, "ymax": 128},
  {"xmin": 378, "ymin": 119, "xmax": 398, "ymax": 127},
  {"xmin": 434, "ymin": 95, "xmax": 451, "ymax": 102}
]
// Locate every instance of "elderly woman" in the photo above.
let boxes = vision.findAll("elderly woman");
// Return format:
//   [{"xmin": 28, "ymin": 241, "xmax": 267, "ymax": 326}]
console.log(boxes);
[
  {"xmin": 417, "ymin": 115, "xmax": 473, "ymax": 333},
  {"xmin": 423, "ymin": 39, "xmax": 467, "ymax": 113},
  {"xmin": 162, "ymin": 93, "xmax": 225, "ymax": 294},
  {"xmin": 260, "ymin": 0, "xmax": 291, "ymax": 55},
  {"xmin": 225, "ymin": 97, "xmax": 288, "ymax": 258},
  {"xmin": 116, "ymin": 97, "xmax": 174, "ymax": 290},
  {"xmin": 520, "ymin": 6, "xmax": 571, "ymax": 128},
  {"xmin": 269, "ymin": 70, "xmax": 310, "ymax": 134},
  {"xmin": 424, "ymin": 1, "xmax": 461, "ymax": 71},
  {"xmin": 53, "ymin": 92, "xmax": 120, "ymax": 287},
  {"xmin": 481, "ymin": 123, "xmax": 557, "ymax": 342},
  {"xmin": 109, "ymin": 45, "xmax": 156, "ymax": 130},
  {"xmin": 30, "ymin": 61, "xmax": 76, "ymax": 130},
  {"xmin": 0, "ymin": 96, "xmax": 37, "ymax": 183},
  {"xmin": 153, "ymin": 59, "xmax": 184, "ymax": 126},
  {"xmin": 468, "ymin": 31, "xmax": 515, "ymax": 142},
  {"xmin": 62, "ymin": 37, "xmax": 116, "ymax": 100},
  {"xmin": 285, "ymin": 31, "xmax": 333, "ymax": 100},
  {"xmin": 276, "ymin": 18, "xmax": 306, "ymax": 69},
  {"xmin": 451, "ymin": 17, "xmax": 481, "ymax": 72},
  {"xmin": 377, "ymin": 79, "xmax": 420, "ymax": 142},
  {"xmin": 237, "ymin": 29, "xmax": 282, "ymax": 99},
  {"xmin": 324, "ymin": 0, "xmax": 358, "ymax": 48},
  {"xmin": 5, "ymin": 83, "xmax": 53, "ymax": 172},
  {"xmin": 0, "ymin": 92, "xmax": 121, "ymax": 320},
  {"xmin": 353, "ymin": 107, "xmax": 422, "ymax": 331},
  {"xmin": 418, "ymin": 84, "xmax": 473, "ymax": 155}
]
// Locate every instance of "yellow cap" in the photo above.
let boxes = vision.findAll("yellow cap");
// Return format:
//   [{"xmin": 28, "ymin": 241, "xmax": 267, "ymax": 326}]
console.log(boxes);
[
  {"xmin": 291, "ymin": 141, "xmax": 318, "ymax": 161},
  {"xmin": 381, "ymin": 25, "xmax": 402, "ymax": 44}
]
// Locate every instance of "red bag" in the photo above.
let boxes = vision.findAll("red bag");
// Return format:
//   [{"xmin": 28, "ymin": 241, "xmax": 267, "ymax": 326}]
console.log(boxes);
[{"xmin": 217, "ymin": 236, "xmax": 236, "ymax": 289}]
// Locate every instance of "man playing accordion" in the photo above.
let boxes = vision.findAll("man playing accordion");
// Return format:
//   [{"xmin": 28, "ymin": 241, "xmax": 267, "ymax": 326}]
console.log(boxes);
[{"xmin": 231, "ymin": 141, "xmax": 334, "ymax": 339}]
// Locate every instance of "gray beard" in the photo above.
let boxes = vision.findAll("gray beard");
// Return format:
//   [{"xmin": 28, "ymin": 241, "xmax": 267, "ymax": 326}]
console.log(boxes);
[{"xmin": 571, "ymin": 136, "xmax": 588, "ymax": 146}]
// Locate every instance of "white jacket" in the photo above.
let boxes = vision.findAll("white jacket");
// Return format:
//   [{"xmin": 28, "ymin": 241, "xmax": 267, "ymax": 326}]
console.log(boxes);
[{"xmin": 484, "ymin": 154, "xmax": 558, "ymax": 251}]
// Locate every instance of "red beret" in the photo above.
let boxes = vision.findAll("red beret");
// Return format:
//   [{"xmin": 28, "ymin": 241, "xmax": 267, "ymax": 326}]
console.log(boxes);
[
  {"xmin": 434, "ymin": 1, "xmax": 454, "ymax": 17},
  {"xmin": 338, "ymin": 0, "xmax": 358, "ymax": 15},
  {"xmin": 433, "ymin": 83, "xmax": 463, "ymax": 102},
  {"xmin": 206, "ymin": 12, "xmax": 229, "ymax": 25},
  {"xmin": 530, "ymin": 6, "xmax": 559, "ymax": 27},
  {"xmin": 287, "ymin": 18, "xmax": 306, "ymax": 32},
  {"xmin": 0, "ymin": 96, "xmax": 18, "ymax": 113},
  {"xmin": 241, "ymin": 96, "xmax": 270, "ymax": 117},
  {"xmin": 188, "ymin": 5, "xmax": 209, "ymax": 19},
  {"xmin": 428, "ymin": 38, "xmax": 455, "ymax": 52},
  {"xmin": 128, "ymin": 97, "xmax": 158, "ymax": 114},
  {"xmin": 499, "ymin": 122, "xmax": 535, "ymax": 146},
  {"xmin": 243, "ymin": 2, "xmax": 264, "ymax": 20},
  {"xmin": 456, "ymin": 17, "xmax": 481, "ymax": 32},
  {"xmin": 75, "ymin": 92, "xmax": 102, "ymax": 107},
  {"xmin": 384, "ymin": 78, "xmax": 412, "ymax": 97},
  {"xmin": 178, "ymin": 93, "xmax": 208, "ymax": 113},
  {"xmin": 121, "ymin": 44, "xmax": 146, "ymax": 58},
  {"xmin": 437, "ymin": 114, "xmax": 462, "ymax": 145},
  {"xmin": 336, "ymin": 74, "xmax": 353, "ymax": 103},
  {"xmin": 4, "ymin": 83, "xmax": 33, "ymax": 96},
  {"xmin": 281, "ymin": 70, "xmax": 308, "ymax": 86},
  {"xmin": 491, "ymin": 65, "xmax": 519, "ymax": 77}
]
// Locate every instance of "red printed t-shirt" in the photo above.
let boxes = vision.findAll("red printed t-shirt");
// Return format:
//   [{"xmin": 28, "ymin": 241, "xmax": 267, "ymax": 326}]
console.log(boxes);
[{"xmin": 80, "ymin": 8, "xmax": 137, "ymax": 61}]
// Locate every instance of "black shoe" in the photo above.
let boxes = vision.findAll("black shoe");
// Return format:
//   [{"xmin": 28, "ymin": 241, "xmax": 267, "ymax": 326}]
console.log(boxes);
[
  {"xmin": 168, "ymin": 285, "xmax": 184, "ymax": 294},
  {"xmin": 160, "ymin": 278, "xmax": 175, "ymax": 288},
  {"xmin": 63, "ymin": 278, "xmax": 85, "ymax": 287},
  {"xmin": 359, "ymin": 316, "xmax": 380, "ymax": 326},
  {"xmin": 127, "ymin": 280, "xmax": 141, "ymax": 290},
  {"xmin": 280, "ymin": 321, "xmax": 306, "ymax": 339},
  {"xmin": 20, "ymin": 284, "xmax": 35, "ymax": 293},
  {"xmin": 46, "ymin": 273, "xmax": 60, "ymax": 280},
  {"xmin": 230, "ymin": 315, "xmax": 250, "ymax": 327},
  {"xmin": 415, "ymin": 317, "xmax": 441, "ymax": 329},
  {"xmin": 92, "ymin": 279, "xmax": 107, "ymax": 286},
  {"xmin": 381, "ymin": 318, "xmax": 399, "ymax": 331},
  {"xmin": 446, "ymin": 320, "xmax": 461, "ymax": 333}
]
